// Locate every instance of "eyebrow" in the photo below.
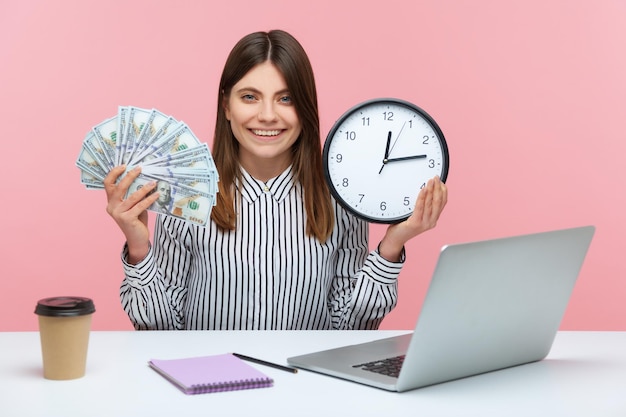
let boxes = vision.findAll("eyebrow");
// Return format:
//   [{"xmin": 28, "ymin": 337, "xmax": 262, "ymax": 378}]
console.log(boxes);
[{"xmin": 235, "ymin": 87, "xmax": 291, "ymax": 96}]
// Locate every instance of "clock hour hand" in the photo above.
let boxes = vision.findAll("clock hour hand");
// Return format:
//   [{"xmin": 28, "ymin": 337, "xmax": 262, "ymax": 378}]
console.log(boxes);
[
  {"xmin": 385, "ymin": 154, "xmax": 428, "ymax": 163},
  {"xmin": 384, "ymin": 131, "xmax": 391, "ymax": 159},
  {"xmin": 378, "ymin": 131, "xmax": 393, "ymax": 174}
]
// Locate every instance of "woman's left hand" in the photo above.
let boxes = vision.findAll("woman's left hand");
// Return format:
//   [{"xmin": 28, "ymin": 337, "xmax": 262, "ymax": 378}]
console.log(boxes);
[{"xmin": 378, "ymin": 176, "xmax": 448, "ymax": 261}]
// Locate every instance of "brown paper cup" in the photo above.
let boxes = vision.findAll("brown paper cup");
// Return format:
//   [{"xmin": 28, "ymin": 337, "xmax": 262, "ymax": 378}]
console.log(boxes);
[{"xmin": 35, "ymin": 297, "xmax": 95, "ymax": 380}]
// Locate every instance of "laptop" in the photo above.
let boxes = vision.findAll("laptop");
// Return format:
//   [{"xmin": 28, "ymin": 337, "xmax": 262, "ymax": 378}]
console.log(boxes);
[{"xmin": 287, "ymin": 225, "xmax": 595, "ymax": 392}]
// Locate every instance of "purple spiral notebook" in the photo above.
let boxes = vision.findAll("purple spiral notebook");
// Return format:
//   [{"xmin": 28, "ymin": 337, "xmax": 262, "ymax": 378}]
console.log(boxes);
[{"xmin": 149, "ymin": 353, "xmax": 274, "ymax": 395}]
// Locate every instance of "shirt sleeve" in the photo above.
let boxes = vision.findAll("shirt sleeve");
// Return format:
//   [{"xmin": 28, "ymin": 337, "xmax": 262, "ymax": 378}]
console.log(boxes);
[
  {"xmin": 328, "ymin": 208, "xmax": 403, "ymax": 330},
  {"xmin": 119, "ymin": 215, "xmax": 192, "ymax": 330}
]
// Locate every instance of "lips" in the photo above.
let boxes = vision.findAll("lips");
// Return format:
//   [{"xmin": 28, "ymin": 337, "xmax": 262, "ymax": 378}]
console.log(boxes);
[{"xmin": 251, "ymin": 129, "xmax": 282, "ymax": 137}]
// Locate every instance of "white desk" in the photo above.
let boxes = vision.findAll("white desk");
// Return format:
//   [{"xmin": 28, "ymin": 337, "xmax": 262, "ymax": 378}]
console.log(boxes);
[{"xmin": 1, "ymin": 331, "xmax": 625, "ymax": 416}]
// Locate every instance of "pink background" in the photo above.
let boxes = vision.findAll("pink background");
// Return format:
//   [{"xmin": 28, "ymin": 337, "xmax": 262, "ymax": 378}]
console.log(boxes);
[{"xmin": 1, "ymin": 0, "xmax": 624, "ymax": 331}]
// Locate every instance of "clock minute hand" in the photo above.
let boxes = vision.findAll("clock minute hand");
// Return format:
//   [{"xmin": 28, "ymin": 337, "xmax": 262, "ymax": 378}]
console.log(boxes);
[{"xmin": 385, "ymin": 154, "xmax": 428, "ymax": 163}]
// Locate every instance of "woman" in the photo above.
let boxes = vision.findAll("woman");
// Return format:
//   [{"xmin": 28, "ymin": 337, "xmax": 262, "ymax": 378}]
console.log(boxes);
[{"xmin": 104, "ymin": 30, "xmax": 448, "ymax": 330}]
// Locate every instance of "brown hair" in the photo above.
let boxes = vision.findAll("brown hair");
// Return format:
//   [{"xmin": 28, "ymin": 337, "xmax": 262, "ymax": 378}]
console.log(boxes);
[{"xmin": 210, "ymin": 30, "xmax": 334, "ymax": 241}]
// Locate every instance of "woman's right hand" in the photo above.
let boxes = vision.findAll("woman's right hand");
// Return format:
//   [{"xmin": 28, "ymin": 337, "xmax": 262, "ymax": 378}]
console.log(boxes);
[{"xmin": 104, "ymin": 166, "xmax": 159, "ymax": 264}]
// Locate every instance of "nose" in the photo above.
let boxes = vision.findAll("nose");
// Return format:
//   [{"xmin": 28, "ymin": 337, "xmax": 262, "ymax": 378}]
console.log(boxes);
[{"xmin": 258, "ymin": 101, "xmax": 278, "ymax": 122}]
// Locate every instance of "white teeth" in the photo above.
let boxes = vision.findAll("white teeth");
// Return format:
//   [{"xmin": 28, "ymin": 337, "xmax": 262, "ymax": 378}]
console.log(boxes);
[{"xmin": 252, "ymin": 129, "xmax": 281, "ymax": 137}]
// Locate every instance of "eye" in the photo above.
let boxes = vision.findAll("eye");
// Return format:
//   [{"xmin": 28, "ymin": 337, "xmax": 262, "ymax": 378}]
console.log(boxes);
[
  {"xmin": 279, "ymin": 95, "xmax": 293, "ymax": 105},
  {"xmin": 241, "ymin": 94, "xmax": 256, "ymax": 102}
]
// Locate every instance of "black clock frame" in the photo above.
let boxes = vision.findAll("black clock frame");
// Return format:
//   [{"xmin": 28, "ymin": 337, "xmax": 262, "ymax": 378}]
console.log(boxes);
[{"xmin": 322, "ymin": 97, "xmax": 449, "ymax": 224}]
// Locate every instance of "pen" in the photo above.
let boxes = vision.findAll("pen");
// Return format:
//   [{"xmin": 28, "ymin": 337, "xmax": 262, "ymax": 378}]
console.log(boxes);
[{"xmin": 232, "ymin": 352, "xmax": 298, "ymax": 374}]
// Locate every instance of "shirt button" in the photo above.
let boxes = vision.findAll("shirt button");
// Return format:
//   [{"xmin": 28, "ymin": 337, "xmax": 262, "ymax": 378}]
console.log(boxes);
[{"xmin": 263, "ymin": 186, "xmax": 270, "ymax": 192}]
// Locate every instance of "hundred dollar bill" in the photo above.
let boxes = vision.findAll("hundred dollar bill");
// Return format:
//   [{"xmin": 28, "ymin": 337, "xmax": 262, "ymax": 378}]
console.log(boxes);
[
  {"xmin": 115, "ymin": 106, "xmax": 128, "ymax": 166},
  {"xmin": 120, "ymin": 106, "xmax": 153, "ymax": 165},
  {"xmin": 140, "ymin": 162, "xmax": 214, "ymax": 179},
  {"xmin": 91, "ymin": 115, "xmax": 118, "ymax": 170},
  {"xmin": 138, "ymin": 171, "xmax": 217, "ymax": 197},
  {"xmin": 148, "ymin": 150, "xmax": 218, "ymax": 184},
  {"xmin": 138, "ymin": 149, "xmax": 215, "ymax": 175},
  {"xmin": 129, "ymin": 112, "xmax": 177, "ymax": 164},
  {"xmin": 141, "ymin": 166, "xmax": 218, "ymax": 194},
  {"xmin": 143, "ymin": 168, "xmax": 217, "ymax": 185},
  {"xmin": 78, "ymin": 107, "xmax": 219, "ymax": 226},
  {"xmin": 132, "ymin": 122, "xmax": 201, "ymax": 163},
  {"xmin": 80, "ymin": 169, "xmax": 105, "ymax": 189},
  {"xmin": 125, "ymin": 175, "xmax": 216, "ymax": 226},
  {"xmin": 139, "ymin": 143, "xmax": 212, "ymax": 167},
  {"xmin": 81, "ymin": 131, "xmax": 110, "ymax": 174},
  {"xmin": 76, "ymin": 145, "xmax": 107, "ymax": 182}
]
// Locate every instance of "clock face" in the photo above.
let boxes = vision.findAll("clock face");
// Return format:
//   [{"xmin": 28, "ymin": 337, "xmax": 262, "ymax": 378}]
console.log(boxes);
[{"xmin": 323, "ymin": 98, "xmax": 449, "ymax": 224}]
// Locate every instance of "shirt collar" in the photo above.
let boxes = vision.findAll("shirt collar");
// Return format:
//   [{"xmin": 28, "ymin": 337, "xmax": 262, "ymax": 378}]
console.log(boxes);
[{"xmin": 236, "ymin": 165, "xmax": 297, "ymax": 204}]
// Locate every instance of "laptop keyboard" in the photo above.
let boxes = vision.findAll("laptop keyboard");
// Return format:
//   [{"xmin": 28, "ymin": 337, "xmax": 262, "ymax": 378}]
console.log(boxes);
[{"xmin": 352, "ymin": 355, "xmax": 405, "ymax": 378}]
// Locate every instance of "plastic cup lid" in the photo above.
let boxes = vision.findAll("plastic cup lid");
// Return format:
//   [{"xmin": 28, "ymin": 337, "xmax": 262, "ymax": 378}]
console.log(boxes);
[{"xmin": 34, "ymin": 296, "xmax": 95, "ymax": 317}]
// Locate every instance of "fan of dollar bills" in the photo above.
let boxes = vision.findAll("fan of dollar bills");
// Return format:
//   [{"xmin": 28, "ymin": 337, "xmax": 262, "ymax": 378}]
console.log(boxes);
[{"xmin": 76, "ymin": 106, "xmax": 219, "ymax": 227}]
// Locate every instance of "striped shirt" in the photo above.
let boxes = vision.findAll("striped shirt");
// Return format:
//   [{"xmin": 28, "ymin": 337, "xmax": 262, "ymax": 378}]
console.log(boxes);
[{"xmin": 120, "ymin": 166, "xmax": 403, "ymax": 330}]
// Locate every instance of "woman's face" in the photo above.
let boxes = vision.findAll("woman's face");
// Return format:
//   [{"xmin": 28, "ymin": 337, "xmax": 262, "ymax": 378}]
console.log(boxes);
[{"xmin": 224, "ymin": 61, "xmax": 302, "ymax": 177}]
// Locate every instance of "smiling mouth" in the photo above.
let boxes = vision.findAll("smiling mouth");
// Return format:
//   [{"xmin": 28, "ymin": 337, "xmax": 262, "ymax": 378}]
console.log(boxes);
[{"xmin": 252, "ymin": 129, "xmax": 282, "ymax": 137}]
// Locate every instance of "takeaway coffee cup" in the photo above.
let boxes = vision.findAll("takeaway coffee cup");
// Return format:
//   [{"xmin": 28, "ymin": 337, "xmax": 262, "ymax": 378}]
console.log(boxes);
[{"xmin": 34, "ymin": 296, "xmax": 95, "ymax": 380}]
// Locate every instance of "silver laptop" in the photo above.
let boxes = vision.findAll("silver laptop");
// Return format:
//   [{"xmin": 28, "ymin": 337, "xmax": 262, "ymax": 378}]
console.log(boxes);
[{"xmin": 287, "ymin": 225, "xmax": 595, "ymax": 392}]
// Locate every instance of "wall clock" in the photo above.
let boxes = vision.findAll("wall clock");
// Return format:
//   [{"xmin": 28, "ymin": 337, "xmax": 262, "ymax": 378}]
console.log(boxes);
[{"xmin": 323, "ymin": 98, "xmax": 449, "ymax": 224}]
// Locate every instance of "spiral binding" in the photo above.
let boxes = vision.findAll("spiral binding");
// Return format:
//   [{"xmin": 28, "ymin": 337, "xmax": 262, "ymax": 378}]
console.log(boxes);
[{"xmin": 190, "ymin": 377, "xmax": 274, "ymax": 394}]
